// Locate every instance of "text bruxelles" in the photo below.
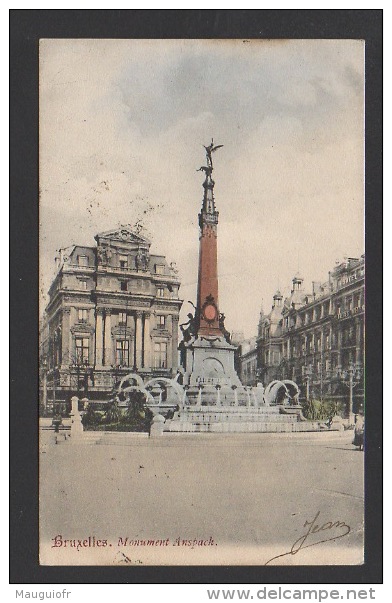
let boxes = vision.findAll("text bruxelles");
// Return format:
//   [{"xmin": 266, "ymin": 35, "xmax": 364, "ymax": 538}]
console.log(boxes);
[{"xmin": 51, "ymin": 535, "xmax": 216, "ymax": 551}]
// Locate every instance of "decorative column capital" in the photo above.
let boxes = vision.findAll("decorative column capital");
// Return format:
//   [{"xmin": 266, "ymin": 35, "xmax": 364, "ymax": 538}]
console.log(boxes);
[
  {"xmin": 135, "ymin": 311, "xmax": 143, "ymax": 319},
  {"xmin": 144, "ymin": 311, "xmax": 151, "ymax": 320},
  {"xmin": 104, "ymin": 309, "xmax": 112, "ymax": 317},
  {"xmin": 96, "ymin": 307, "xmax": 105, "ymax": 316},
  {"xmin": 63, "ymin": 307, "xmax": 71, "ymax": 315}
]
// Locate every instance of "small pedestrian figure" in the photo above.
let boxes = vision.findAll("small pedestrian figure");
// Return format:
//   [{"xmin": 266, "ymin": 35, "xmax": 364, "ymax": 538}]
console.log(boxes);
[{"xmin": 353, "ymin": 414, "xmax": 364, "ymax": 451}]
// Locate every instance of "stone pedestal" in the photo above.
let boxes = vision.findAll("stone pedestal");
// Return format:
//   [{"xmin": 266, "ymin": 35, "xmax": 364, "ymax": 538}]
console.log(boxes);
[
  {"xmin": 183, "ymin": 335, "xmax": 242, "ymax": 388},
  {"xmin": 150, "ymin": 413, "xmax": 165, "ymax": 437},
  {"xmin": 70, "ymin": 396, "xmax": 84, "ymax": 442}
]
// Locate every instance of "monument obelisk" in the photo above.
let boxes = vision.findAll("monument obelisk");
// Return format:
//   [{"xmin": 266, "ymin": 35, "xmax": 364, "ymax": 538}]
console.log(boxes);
[{"xmin": 179, "ymin": 140, "xmax": 241, "ymax": 391}]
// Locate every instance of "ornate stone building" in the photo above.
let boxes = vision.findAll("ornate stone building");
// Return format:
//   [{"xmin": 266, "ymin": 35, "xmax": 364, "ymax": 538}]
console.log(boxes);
[
  {"xmin": 252, "ymin": 256, "xmax": 365, "ymax": 416},
  {"xmin": 39, "ymin": 226, "xmax": 182, "ymax": 412}
]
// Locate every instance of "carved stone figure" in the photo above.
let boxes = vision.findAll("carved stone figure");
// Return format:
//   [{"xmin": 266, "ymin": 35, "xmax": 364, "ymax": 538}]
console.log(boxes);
[
  {"xmin": 97, "ymin": 245, "xmax": 112, "ymax": 265},
  {"xmin": 135, "ymin": 248, "xmax": 149, "ymax": 271},
  {"xmin": 180, "ymin": 312, "xmax": 196, "ymax": 343},
  {"xmin": 169, "ymin": 262, "xmax": 179, "ymax": 275},
  {"xmin": 97, "ymin": 245, "xmax": 106, "ymax": 265},
  {"xmin": 219, "ymin": 312, "xmax": 231, "ymax": 344}
]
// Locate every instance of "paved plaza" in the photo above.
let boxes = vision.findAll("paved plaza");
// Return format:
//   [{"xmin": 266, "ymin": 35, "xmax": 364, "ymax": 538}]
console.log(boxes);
[{"xmin": 39, "ymin": 425, "xmax": 364, "ymax": 566}]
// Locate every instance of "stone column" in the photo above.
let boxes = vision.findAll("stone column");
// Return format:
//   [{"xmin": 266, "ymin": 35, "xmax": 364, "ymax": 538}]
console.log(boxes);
[
  {"xmin": 166, "ymin": 315, "xmax": 173, "ymax": 371},
  {"xmin": 172, "ymin": 315, "xmax": 179, "ymax": 371},
  {"xmin": 61, "ymin": 308, "xmax": 71, "ymax": 364},
  {"xmin": 70, "ymin": 396, "xmax": 84, "ymax": 442},
  {"xmin": 135, "ymin": 311, "xmax": 143, "ymax": 369},
  {"xmin": 143, "ymin": 312, "xmax": 151, "ymax": 369},
  {"xmin": 197, "ymin": 386, "xmax": 203, "ymax": 409},
  {"xmin": 69, "ymin": 307, "xmax": 75, "ymax": 360},
  {"xmin": 95, "ymin": 309, "xmax": 104, "ymax": 367},
  {"xmin": 104, "ymin": 310, "xmax": 112, "ymax": 366}
]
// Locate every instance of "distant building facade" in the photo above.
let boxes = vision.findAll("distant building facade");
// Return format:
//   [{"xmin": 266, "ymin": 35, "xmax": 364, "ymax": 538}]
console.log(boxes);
[
  {"xmin": 241, "ymin": 256, "xmax": 365, "ymax": 414},
  {"xmin": 39, "ymin": 226, "xmax": 182, "ymax": 412},
  {"xmin": 237, "ymin": 336, "xmax": 258, "ymax": 386}
]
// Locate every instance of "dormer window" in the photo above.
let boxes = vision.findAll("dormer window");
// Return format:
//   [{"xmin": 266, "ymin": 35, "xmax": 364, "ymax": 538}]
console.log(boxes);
[
  {"xmin": 155, "ymin": 264, "xmax": 165, "ymax": 275},
  {"xmin": 157, "ymin": 287, "xmax": 164, "ymax": 298},
  {"xmin": 78, "ymin": 255, "xmax": 89, "ymax": 267}
]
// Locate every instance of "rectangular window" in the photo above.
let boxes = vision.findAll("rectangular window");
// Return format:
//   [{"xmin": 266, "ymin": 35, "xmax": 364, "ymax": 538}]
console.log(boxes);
[
  {"xmin": 157, "ymin": 315, "xmax": 166, "ymax": 329},
  {"xmin": 75, "ymin": 337, "xmax": 89, "ymax": 363},
  {"xmin": 120, "ymin": 281, "xmax": 128, "ymax": 291},
  {"xmin": 119, "ymin": 255, "xmax": 128, "ymax": 269},
  {"xmin": 154, "ymin": 342, "xmax": 167, "ymax": 368},
  {"xmin": 78, "ymin": 255, "xmax": 89, "ymax": 267},
  {"xmin": 80, "ymin": 280, "xmax": 88, "ymax": 290},
  {"xmin": 116, "ymin": 340, "xmax": 129, "ymax": 366},
  {"xmin": 157, "ymin": 287, "xmax": 164, "ymax": 297},
  {"xmin": 118, "ymin": 312, "xmax": 127, "ymax": 325},
  {"xmin": 155, "ymin": 264, "xmax": 165, "ymax": 275},
  {"xmin": 78, "ymin": 309, "xmax": 88, "ymax": 323}
]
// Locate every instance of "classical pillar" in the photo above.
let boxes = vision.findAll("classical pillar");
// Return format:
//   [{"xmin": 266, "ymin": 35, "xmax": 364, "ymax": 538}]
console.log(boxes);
[
  {"xmin": 95, "ymin": 309, "xmax": 104, "ymax": 367},
  {"xmin": 166, "ymin": 315, "xmax": 173, "ymax": 370},
  {"xmin": 172, "ymin": 315, "xmax": 179, "ymax": 371},
  {"xmin": 135, "ymin": 311, "xmax": 143, "ymax": 369},
  {"xmin": 104, "ymin": 310, "xmax": 112, "ymax": 366},
  {"xmin": 69, "ymin": 307, "xmax": 75, "ymax": 360},
  {"xmin": 61, "ymin": 307, "xmax": 71, "ymax": 363},
  {"xmin": 143, "ymin": 312, "xmax": 151, "ymax": 369}
]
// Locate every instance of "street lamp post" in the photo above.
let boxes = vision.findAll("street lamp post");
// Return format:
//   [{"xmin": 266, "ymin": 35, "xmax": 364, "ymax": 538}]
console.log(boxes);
[
  {"xmin": 304, "ymin": 365, "xmax": 313, "ymax": 400},
  {"xmin": 72, "ymin": 357, "xmax": 92, "ymax": 397},
  {"xmin": 339, "ymin": 363, "xmax": 363, "ymax": 425}
]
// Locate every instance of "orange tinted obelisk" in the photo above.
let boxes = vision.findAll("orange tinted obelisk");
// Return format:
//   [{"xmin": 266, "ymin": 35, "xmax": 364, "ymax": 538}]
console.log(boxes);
[{"xmin": 196, "ymin": 143, "xmax": 222, "ymax": 337}]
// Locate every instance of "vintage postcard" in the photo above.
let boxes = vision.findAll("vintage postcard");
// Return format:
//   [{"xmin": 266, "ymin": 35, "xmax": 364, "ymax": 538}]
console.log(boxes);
[{"xmin": 39, "ymin": 38, "xmax": 365, "ymax": 566}]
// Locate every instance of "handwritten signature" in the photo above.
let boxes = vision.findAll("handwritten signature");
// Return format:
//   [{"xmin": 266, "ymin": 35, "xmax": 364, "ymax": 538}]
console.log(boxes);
[{"xmin": 265, "ymin": 511, "xmax": 351, "ymax": 565}]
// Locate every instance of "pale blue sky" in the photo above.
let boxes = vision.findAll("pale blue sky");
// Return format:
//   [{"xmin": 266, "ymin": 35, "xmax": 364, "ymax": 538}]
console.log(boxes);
[{"xmin": 40, "ymin": 39, "xmax": 364, "ymax": 337}]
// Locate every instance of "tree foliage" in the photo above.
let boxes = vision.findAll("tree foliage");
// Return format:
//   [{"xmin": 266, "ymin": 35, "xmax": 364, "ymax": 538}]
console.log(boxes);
[{"xmin": 301, "ymin": 399, "xmax": 343, "ymax": 421}]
